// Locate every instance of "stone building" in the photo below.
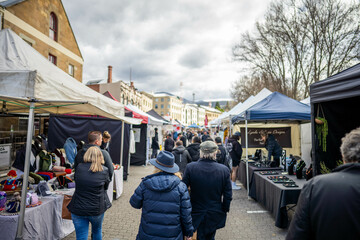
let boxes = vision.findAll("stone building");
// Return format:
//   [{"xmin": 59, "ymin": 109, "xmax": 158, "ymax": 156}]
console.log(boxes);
[
  {"xmin": 139, "ymin": 91, "xmax": 153, "ymax": 113},
  {"xmin": 87, "ymin": 66, "xmax": 152, "ymax": 112},
  {"xmin": 183, "ymin": 104, "xmax": 199, "ymax": 126},
  {"xmin": 0, "ymin": 0, "xmax": 83, "ymax": 81},
  {"xmin": 149, "ymin": 92, "xmax": 183, "ymax": 121}
]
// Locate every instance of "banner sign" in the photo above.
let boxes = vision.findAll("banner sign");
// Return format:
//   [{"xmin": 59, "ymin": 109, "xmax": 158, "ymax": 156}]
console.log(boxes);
[
  {"xmin": 240, "ymin": 127, "xmax": 292, "ymax": 148},
  {"xmin": 0, "ymin": 144, "xmax": 11, "ymax": 169}
]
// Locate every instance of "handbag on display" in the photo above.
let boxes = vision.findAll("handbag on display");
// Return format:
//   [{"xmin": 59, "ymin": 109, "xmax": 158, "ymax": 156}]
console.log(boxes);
[
  {"xmin": 305, "ymin": 164, "xmax": 313, "ymax": 181},
  {"xmin": 296, "ymin": 160, "xmax": 306, "ymax": 179},
  {"xmin": 36, "ymin": 181, "xmax": 52, "ymax": 196},
  {"xmin": 62, "ymin": 195, "xmax": 72, "ymax": 220}
]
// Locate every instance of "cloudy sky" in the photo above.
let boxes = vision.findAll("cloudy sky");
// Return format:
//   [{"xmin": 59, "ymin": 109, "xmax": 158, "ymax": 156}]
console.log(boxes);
[{"xmin": 62, "ymin": 0, "xmax": 272, "ymax": 101}]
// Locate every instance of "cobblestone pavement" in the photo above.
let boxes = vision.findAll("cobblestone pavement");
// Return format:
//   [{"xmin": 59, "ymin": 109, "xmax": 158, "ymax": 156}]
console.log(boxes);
[{"xmin": 63, "ymin": 165, "xmax": 288, "ymax": 240}]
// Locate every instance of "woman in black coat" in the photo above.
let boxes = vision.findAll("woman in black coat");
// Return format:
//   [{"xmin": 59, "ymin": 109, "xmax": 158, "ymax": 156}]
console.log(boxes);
[
  {"xmin": 187, "ymin": 136, "xmax": 201, "ymax": 162},
  {"xmin": 68, "ymin": 146, "xmax": 111, "ymax": 240}
]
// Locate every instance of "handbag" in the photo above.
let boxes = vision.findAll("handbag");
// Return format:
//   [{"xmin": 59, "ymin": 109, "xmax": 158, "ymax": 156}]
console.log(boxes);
[{"xmin": 62, "ymin": 195, "xmax": 72, "ymax": 220}]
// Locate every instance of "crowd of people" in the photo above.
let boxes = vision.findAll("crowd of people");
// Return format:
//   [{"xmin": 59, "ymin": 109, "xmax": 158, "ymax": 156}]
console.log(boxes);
[{"xmin": 66, "ymin": 126, "xmax": 360, "ymax": 240}]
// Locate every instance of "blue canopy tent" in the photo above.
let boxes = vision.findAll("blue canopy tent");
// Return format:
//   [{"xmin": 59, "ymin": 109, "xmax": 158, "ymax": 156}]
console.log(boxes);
[
  {"xmin": 231, "ymin": 92, "xmax": 311, "ymax": 195},
  {"xmin": 188, "ymin": 123, "xmax": 200, "ymax": 128}
]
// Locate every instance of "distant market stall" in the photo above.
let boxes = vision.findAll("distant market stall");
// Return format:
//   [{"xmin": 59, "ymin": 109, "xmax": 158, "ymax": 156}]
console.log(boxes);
[
  {"xmin": 310, "ymin": 63, "xmax": 360, "ymax": 175},
  {"xmin": 125, "ymin": 104, "xmax": 166, "ymax": 165}
]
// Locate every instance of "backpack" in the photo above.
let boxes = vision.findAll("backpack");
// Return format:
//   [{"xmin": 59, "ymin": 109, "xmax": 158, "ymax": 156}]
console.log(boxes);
[
  {"xmin": 224, "ymin": 142, "xmax": 233, "ymax": 169},
  {"xmin": 63, "ymin": 137, "xmax": 77, "ymax": 165}
]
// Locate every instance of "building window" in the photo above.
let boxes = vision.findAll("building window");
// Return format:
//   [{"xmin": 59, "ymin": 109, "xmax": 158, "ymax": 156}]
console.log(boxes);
[
  {"xmin": 155, "ymin": 98, "xmax": 159, "ymax": 102},
  {"xmin": 48, "ymin": 54, "xmax": 57, "ymax": 65},
  {"xmin": 155, "ymin": 104, "xmax": 158, "ymax": 109},
  {"xmin": 49, "ymin": 12, "xmax": 58, "ymax": 41},
  {"xmin": 161, "ymin": 104, "xmax": 164, "ymax": 109},
  {"xmin": 161, "ymin": 98, "xmax": 164, "ymax": 102},
  {"xmin": 68, "ymin": 64, "xmax": 74, "ymax": 76},
  {"xmin": 168, "ymin": 104, "xmax": 170, "ymax": 109}
]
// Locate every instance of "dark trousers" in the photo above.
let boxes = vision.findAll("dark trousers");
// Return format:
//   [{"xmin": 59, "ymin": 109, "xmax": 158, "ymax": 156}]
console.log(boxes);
[
  {"xmin": 197, "ymin": 221, "xmax": 216, "ymax": 240},
  {"xmin": 151, "ymin": 149, "xmax": 158, "ymax": 158},
  {"xmin": 270, "ymin": 156, "xmax": 280, "ymax": 167}
]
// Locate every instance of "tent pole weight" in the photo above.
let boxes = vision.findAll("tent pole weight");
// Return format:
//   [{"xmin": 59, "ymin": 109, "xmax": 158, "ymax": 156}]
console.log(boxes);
[{"xmin": 16, "ymin": 101, "xmax": 35, "ymax": 240}]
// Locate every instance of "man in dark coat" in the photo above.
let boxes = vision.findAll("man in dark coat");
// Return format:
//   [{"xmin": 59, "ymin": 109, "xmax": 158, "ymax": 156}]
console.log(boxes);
[
  {"xmin": 201, "ymin": 131, "xmax": 209, "ymax": 142},
  {"xmin": 260, "ymin": 131, "xmax": 282, "ymax": 167},
  {"xmin": 172, "ymin": 141, "xmax": 192, "ymax": 174},
  {"xmin": 74, "ymin": 131, "xmax": 114, "ymax": 180},
  {"xmin": 286, "ymin": 127, "xmax": 360, "ymax": 240},
  {"xmin": 178, "ymin": 133, "xmax": 187, "ymax": 147},
  {"xmin": 215, "ymin": 137, "xmax": 227, "ymax": 166},
  {"xmin": 187, "ymin": 136, "xmax": 201, "ymax": 161},
  {"xmin": 151, "ymin": 128, "xmax": 160, "ymax": 158},
  {"xmin": 183, "ymin": 141, "xmax": 232, "ymax": 240},
  {"xmin": 164, "ymin": 134, "xmax": 175, "ymax": 152}
]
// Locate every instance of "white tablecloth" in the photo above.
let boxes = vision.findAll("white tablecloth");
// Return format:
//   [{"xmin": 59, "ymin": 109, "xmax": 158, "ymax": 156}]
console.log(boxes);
[{"xmin": 0, "ymin": 194, "xmax": 74, "ymax": 240}]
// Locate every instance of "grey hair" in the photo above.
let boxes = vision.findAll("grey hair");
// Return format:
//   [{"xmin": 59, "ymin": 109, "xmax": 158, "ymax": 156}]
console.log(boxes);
[
  {"xmin": 200, "ymin": 150, "xmax": 217, "ymax": 160},
  {"xmin": 340, "ymin": 127, "xmax": 360, "ymax": 163}
]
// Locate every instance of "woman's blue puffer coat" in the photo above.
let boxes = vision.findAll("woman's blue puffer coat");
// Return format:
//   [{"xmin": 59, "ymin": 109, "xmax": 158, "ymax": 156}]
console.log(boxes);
[{"xmin": 130, "ymin": 172, "xmax": 193, "ymax": 240}]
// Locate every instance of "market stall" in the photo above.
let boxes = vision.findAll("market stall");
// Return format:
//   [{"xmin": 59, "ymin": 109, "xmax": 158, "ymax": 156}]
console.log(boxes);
[
  {"xmin": 125, "ymin": 104, "xmax": 166, "ymax": 165},
  {"xmin": 231, "ymin": 92, "xmax": 311, "ymax": 194},
  {"xmin": 310, "ymin": 63, "xmax": 360, "ymax": 175},
  {"xmin": 0, "ymin": 29, "xmax": 135, "ymax": 239}
]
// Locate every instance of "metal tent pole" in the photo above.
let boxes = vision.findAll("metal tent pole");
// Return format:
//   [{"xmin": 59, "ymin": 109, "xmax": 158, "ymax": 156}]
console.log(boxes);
[
  {"xmin": 245, "ymin": 117, "xmax": 250, "ymax": 197},
  {"xmin": 120, "ymin": 121, "xmax": 125, "ymax": 167},
  {"xmin": 15, "ymin": 101, "xmax": 35, "ymax": 240},
  {"xmin": 128, "ymin": 124, "xmax": 132, "ymax": 175}
]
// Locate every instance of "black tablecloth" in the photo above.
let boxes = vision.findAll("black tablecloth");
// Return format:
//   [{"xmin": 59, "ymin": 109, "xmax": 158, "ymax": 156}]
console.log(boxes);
[
  {"xmin": 251, "ymin": 172, "xmax": 306, "ymax": 228},
  {"xmin": 237, "ymin": 160, "xmax": 282, "ymax": 190}
]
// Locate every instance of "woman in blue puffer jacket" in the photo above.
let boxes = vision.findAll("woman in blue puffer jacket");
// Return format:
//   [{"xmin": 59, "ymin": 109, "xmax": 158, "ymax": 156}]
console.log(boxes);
[{"xmin": 130, "ymin": 151, "xmax": 194, "ymax": 240}]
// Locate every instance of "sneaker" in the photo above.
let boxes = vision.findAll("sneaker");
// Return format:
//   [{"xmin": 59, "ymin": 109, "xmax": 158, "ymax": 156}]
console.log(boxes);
[{"xmin": 232, "ymin": 182, "xmax": 241, "ymax": 190}]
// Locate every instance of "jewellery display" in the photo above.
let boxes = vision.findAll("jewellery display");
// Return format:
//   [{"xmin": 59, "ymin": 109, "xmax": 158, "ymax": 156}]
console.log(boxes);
[
  {"xmin": 283, "ymin": 183, "xmax": 299, "ymax": 188},
  {"xmin": 259, "ymin": 171, "xmax": 279, "ymax": 175},
  {"xmin": 267, "ymin": 176, "xmax": 295, "ymax": 184}
]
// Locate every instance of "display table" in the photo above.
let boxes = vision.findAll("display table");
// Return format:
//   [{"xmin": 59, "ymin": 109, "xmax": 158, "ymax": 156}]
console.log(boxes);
[
  {"xmin": 251, "ymin": 172, "xmax": 306, "ymax": 228},
  {"xmin": 0, "ymin": 194, "xmax": 74, "ymax": 240},
  {"xmin": 237, "ymin": 160, "xmax": 282, "ymax": 189},
  {"xmin": 113, "ymin": 167, "xmax": 123, "ymax": 200}
]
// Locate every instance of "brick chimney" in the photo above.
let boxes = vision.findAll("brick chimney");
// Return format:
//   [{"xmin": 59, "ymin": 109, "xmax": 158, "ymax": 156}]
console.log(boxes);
[
  {"xmin": 107, "ymin": 65, "xmax": 112, "ymax": 83},
  {"xmin": 130, "ymin": 81, "xmax": 134, "ymax": 88}
]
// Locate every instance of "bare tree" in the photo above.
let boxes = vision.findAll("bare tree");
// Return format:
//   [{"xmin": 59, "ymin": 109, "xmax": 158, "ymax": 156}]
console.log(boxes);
[{"xmin": 232, "ymin": 0, "xmax": 360, "ymax": 100}]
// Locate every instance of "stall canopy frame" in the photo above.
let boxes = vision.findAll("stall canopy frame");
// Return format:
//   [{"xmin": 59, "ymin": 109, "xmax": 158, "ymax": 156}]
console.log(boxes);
[
  {"xmin": 0, "ymin": 28, "xmax": 141, "ymax": 239},
  {"xmin": 310, "ymin": 63, "xmax": 360, "ymax": 175}
]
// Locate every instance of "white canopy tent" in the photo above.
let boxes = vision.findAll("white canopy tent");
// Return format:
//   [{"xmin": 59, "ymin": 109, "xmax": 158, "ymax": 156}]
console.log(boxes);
[
  {"xmin": 125, "ymin": 104, "xmax": 167, "ymax": 125},
  {"xmin": 0, "ymin": 29, "xmax": 140, "ymax": 239}
]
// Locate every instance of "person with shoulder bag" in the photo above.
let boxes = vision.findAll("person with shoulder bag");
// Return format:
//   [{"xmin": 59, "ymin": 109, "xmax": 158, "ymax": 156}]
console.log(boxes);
[{"xmin": 67, "ymin": 146, "xmax": 111, "ymax": 240}]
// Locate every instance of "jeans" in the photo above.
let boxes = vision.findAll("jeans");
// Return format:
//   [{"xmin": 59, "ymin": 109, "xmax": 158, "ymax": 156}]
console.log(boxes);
[
  {"xmin": 151, "ymin": 149, "xmax": 158, "ymax": 158},
  {"xmin": 72, "ymin": 213, "xmax": 104, "ymax": 240}
]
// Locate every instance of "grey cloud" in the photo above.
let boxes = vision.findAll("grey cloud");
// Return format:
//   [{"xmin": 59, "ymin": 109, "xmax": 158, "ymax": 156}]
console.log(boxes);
[{"xmin": 179, "ymin": 49, "xmax": 210, "ymax": 69}]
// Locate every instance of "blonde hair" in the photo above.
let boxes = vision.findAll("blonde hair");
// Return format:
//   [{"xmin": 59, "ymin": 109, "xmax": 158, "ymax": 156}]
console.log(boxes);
[
  {"xmin": 84, "ymin": 146, "xmax": 105, "ymax": 172},
  {"xmin": 103, "ymin": 131, "xmax": 111, "ymax": 140},
  {"xmin": 153, "ymin": 167, "xmax": 182, "ymax": 179}
]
